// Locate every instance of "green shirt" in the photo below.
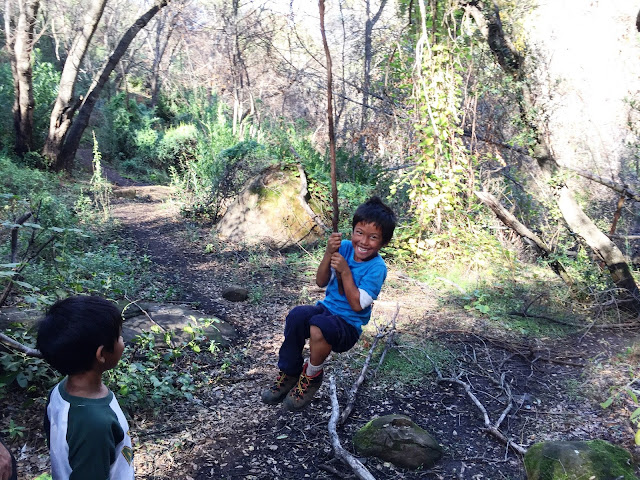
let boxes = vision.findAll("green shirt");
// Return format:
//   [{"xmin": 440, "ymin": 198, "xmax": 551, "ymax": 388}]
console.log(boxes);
[{"xmin": 45, "ymin": 379, "xmax": 134, "ymax": 479}]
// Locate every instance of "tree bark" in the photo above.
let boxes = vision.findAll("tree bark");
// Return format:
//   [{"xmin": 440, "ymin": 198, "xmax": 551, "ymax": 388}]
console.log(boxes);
[
  {"xmin": 42, "ymin": 0, "xmax": 108, "ymax": 165},
  {"xmin": 6, "ymin": 0, "xmax": 40, "ymax": 156},
  {"xmin": 557, "ymin": 186, "xmax": 640, "ymax": 311},
  {"xmin": 52, "ymin": 0, "xmax": 171, "ymax": 172}
]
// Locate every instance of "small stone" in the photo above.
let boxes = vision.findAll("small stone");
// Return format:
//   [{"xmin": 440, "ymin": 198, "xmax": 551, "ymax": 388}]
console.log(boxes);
[{"xmin": 222, "ymin": 285, "xmax": 249, "ymax": 302}]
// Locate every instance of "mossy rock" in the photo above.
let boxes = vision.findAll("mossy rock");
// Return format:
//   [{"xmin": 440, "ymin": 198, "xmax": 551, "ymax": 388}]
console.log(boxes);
[
  {"xmin": 216, "ymin": 164, "xmax": 324, "ymax": 249},
  {"xmin": 524, "ymin": 439, "xmax": 638, "ymax": 480},
  {"xmin": 352, "ymin": 414, "xmax": 443, "ymax": 469}
]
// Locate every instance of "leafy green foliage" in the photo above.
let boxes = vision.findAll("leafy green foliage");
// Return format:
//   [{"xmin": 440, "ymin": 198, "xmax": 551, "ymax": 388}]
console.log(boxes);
[
  {"xmin": 32, "ymin": 59, "xmax": 62, "ymax": 150},
  {"xmin": 89, "ymin": 133, "xmax": 111, "ymax": 220},
  {"xmin": 106, "ymin": 319, "xmax": 220, "ymax": 410},
  {"xmin": 156, "ymin": 123, "xmax": 199, "ymax": 168},
  {"xmin": 0, "ymin": 324, "xmax": 58, "ymax": 392}
]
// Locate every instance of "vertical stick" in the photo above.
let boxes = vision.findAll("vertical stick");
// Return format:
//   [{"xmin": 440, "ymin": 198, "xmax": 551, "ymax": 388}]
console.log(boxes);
[
  {"xmin": 319, "ymin": 0, "xmax": 344, "ymax": 294},
  {"xmin": 319, "ymin": 0, "xmax": 339, "ymax": 233}
]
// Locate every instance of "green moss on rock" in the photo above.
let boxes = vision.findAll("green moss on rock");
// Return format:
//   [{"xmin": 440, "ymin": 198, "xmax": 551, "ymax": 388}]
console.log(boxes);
[
  {"xmin": 524, "ymin": 440, "xmax": 638, "ymax": 480},
  {"xmin": 352, "ymin": 414, "xmax": 442, "ymax": 470}
]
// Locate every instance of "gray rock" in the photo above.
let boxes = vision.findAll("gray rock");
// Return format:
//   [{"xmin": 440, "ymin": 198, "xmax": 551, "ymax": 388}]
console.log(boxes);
[
  {"xmin": 352, "ymin": 414, "xmax": 443, "ymax": 469},
  {"xmin": 222, "ymin": 286, "xmax": 249, "ymax": 302},
  {"xmin": 120, "ymin": 302, "xmax": 236, "ymax": 347},
  {"xmin": 524, "ymin": 440, "xmax": 638, "ymax": 480}
]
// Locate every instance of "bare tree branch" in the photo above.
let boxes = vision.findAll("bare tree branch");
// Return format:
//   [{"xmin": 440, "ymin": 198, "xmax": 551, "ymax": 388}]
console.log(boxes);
[
  {"xmin": 425, "ymin": 354, "xmax": 527, "ymax": 456},
  {"xmin": 340, "ymin": 305, "xmax": 400, "ymax": 424},
  {"xmin": 328, "ymin": 375, "xmax": 377, "ymax": 480},
  {"xmin": 0, "ymin": 332, "xmax": 41, "ymax": 357}
]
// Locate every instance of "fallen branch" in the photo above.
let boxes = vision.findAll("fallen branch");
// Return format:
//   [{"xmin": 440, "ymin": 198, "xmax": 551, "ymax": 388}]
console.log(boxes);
[
  {"xmin": 474, "ymin": 190, "xmax": 573, "ymax": 286},
  {"xmin": 374, "ymin": 304, "xmax": 399, "ymax": 377},
  {"xmin": 0, "ymin": 331, "xmax": 41, "ymax": 357},
  {"xmin": 339, "ymin": 333, "xmax": 383, "ymax": 425},
  {"xmin": 340, "ymin": 306, "xmax": 400, "ymax": 425},
  {"xmin": 328, "ymin": 375, "xmax": 377, "ymax": 480},
  {"xmin": 425, "ymin": 354, "xmax": 527, "ymax": 456},
  {"xmin": 123, "ymin": 296, "xmax": 175, "ymax": 347}
]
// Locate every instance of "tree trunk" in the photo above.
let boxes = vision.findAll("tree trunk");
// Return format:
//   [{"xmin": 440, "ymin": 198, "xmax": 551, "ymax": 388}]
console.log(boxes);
[
  {"xmin": 52, "ymin": 0, "xmax": 171, "ymax": 172},
  {"xmin": 557, "ymin": 186, "xmax": 640, "ymax": 311},
  {"xmin": 6, "ymin": 0, "xmax": 40, "ymax": 156},
  {"xmin": 474, "ymin": 191, "xmax": 573, "ymax": 286},
  {"xmin": 149, "ymin": 5, "xmax": 180, "ymax": 108},
  {"xmin": 42, "ymin": 0, "xmax": 108, "ymax": 165}
]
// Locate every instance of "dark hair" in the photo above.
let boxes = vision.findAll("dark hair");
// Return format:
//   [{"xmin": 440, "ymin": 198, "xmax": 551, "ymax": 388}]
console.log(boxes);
[
  {"xmin": 36, "ymin": 296, "xmax": 123, "ymax": 376},
  {"xmin": 352, "ymin": 196, "xmax": 397, "ymax": 244}
]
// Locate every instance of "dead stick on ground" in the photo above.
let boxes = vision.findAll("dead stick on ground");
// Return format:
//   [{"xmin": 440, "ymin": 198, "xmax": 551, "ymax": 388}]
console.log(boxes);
[
  {"xmin": 425, "ymin": 354, "xmax": 527, "ymax": 456},
  {"xmin": 339, "ymin": 334, "xmax": 383, "ymax": 425},
  {"xmin": 340, "ymin": 306, "xmax": 401, "ymax": 424},
  {"xmin": 123, "ymin": 296, "xmax": 175, "ymax": 348},
  {"xmin": 328, "ymin": 375, "xmax": 377, "ymax": 480},
  {"xmin": 374, "ymin": 304, "xmax": 399, "ymax": 377}
]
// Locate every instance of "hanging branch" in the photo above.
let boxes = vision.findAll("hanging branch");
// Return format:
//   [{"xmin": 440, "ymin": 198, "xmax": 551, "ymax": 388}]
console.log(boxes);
[
  {"xmin": 319, "ymin": 0, "xmax": 339, "ymax": 232},
  {"xmin": 328, "ymin": 375, "xmax": 377, "ymax": 480},
  {"xmin": 319, "ymin": 0, "xmax": 344, "ymax": 295}
]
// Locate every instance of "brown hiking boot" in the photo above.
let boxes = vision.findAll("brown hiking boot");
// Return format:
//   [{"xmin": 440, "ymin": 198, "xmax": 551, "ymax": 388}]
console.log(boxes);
[
  {"xmin": 283, "ymin": 363, "xmax": 324, "ymax": 411},
  {"xmin": 261, "ymin": 371, "xmax": 298, "ymax": 405}
]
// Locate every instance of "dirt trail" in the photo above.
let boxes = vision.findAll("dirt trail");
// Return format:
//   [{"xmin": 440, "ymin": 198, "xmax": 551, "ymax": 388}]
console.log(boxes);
[{"xmin": 105, "ymin": 184, "xmax": 639, "ymax": 480}]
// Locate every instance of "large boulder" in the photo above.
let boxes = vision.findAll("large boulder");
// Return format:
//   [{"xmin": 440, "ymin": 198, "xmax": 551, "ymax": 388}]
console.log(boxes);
[
  {"xmin": 216, "ymin": 164, "xmax": 325, "ymax": 249},
  {"xmin": 352, "ymin": 414, "xmax": 443, "ymax": 469},
  {"xmin": 524, "ymin": 440, "xmax": 638, "ymax": 480}
]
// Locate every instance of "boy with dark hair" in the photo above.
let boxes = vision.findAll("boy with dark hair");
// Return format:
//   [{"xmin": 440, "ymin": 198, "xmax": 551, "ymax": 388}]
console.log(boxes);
[
  {"xmin": 262, "ymin": 196, "xmax": 397, "ymax": 411},
  {"xmin": 37, "ymin": 296, "xmax": 134, "ymax": 480}
]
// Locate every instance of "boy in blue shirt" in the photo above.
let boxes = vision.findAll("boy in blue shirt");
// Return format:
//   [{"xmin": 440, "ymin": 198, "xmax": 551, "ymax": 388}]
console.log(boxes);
[
  {"xmin": 37, "ymin": 296, "xmax": 134, "ymax": 480},
  {"xmin": 262, "ymin": 196, "xmax": 396, "ymax": 411}
]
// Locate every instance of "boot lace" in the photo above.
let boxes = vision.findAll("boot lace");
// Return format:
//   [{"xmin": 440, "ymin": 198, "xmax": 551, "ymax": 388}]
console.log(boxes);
[
  {"xmin": 272, "ymin": 372, "xmax": 288, "ymax": 391},
  {"xmin": 291, "ymin": 373, "xmax": 311, "ymax": 399}
]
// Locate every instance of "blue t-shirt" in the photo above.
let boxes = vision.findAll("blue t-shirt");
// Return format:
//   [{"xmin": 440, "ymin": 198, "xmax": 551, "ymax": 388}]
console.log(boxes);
[{"xmin": 319, "ymin": 240, "xmax": 387, "ymax": 333}]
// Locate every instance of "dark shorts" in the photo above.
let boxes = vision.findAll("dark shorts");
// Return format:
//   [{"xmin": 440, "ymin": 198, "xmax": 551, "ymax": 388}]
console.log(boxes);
[{"xmin": 277, "ymin": 304, "xmax": 360, "ymax": 375}]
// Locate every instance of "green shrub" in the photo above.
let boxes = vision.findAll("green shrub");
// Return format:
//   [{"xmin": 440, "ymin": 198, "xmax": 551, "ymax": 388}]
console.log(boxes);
[
  {"xmin": 32, "ymin": 60, "xmax": 61, "ymax": 150},
  {"xmin": 0, "ymin": 65, "xmax": 14, "ymax": 149},
  {"xmin": 156, "ymin": 123, "xmax": 198, "ymax": 168}
]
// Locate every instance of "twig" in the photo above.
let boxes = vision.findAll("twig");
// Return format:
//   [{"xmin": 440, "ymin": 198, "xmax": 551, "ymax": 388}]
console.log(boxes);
[
  {"xmin": 425, "ymin": 355, "xmax": 527, "ymax": 456},
  {"xmin": 328, "ymin": 376, "xmax": 377, "ymax": 480},
  {"xmin": 0, "ymin": 332, "xmax": 41, "ymax": 357},
  {"xmin": 340, "ymin": 306, "xmax": 400, "ymax": 424},
  {"xmin": 10, "ymin": 212, "xmax": 33, "ymax": 263},
  {"xmin": 374, "ymin": 304, "xmax": 399, "ymax": 377},
  {"xmin": 339, "ymin": 333, "xmax": 384, "ymax": 425},
  {"xmin": 123, "ymin": 296, "xmax": 175, "ymax": 347}
]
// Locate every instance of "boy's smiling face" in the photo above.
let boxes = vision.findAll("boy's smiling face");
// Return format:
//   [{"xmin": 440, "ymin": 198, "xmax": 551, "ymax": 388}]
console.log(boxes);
[{"xmin": 351, "ymin": 221, "xmax": 385, "ymax": 262}]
